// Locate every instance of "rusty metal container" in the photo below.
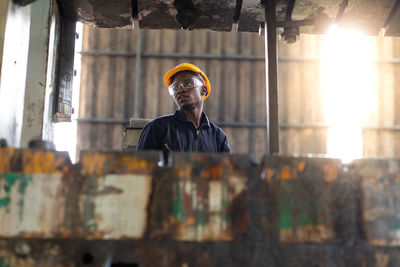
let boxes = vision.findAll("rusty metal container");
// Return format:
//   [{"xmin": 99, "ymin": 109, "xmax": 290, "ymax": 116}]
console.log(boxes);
[
  {"xmin": 2, "ymin": 149, "xmax": 400, "ymax": 266},
  {"xmin": 150, "ymin": 153, "xmax": 250, "ymax": 242},
  {"xmin": 350, "ymin": 159, "xmax": 400, "ymax": 246}
]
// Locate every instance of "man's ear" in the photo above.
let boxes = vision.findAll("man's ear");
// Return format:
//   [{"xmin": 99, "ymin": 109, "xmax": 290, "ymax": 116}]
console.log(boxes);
[{"xmin": 201, "ymin": 86, "xmax": 207, "ymax": 96}]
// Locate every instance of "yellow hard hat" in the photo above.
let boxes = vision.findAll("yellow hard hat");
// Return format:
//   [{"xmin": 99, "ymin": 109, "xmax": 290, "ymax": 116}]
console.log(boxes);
[{"xmin": 164, "ymin": 63, "xmax": 211, "ymax": 100}]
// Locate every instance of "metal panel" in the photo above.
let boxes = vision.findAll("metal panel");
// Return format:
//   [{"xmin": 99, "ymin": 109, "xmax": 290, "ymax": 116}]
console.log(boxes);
[
  {"xmin": 78, "ymin": 173, "xmax": 152, "ymax": 239},
  {"xmin": 0, "ymin": 148, "xmax": 71, "ymax": 239},
  {"xmin": 137, "ymin": 0, "xmax": 236, "ymax": 31},
  {"xmin": 261, "ymin": 157, "xmax": 343, "ymax": 243},
  {"xmin": 0, "ymin": 149, "xmax": 160, "ymax": 240},
  {"xmin": 150, "ymin": 153, "xmax": 249, "ymax": 241},
  {"xmin": 350, "ymin": 159, "xmax": 400, "ymax": 246},
  {"xmin": 77, "ymin": 151, "xmax": 160, "ymax": 239},
  {"xmin": 3, "ymin": 152, "xmax": 400, "ymax": 265},
  {"xmin": 0, "ymin": 173, "xmax": 65, "ymax": 238}
]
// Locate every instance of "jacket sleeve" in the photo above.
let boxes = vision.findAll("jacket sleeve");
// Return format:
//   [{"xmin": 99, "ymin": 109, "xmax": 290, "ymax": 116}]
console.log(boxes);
[
  {"xmin": 221, "ymin": 136, "xmax": 231, "ymax": 153},
  {"xmin": 220, "ymin": 133, "xmax": 231, "ymax": 153},
  {"xmin": 137, "ymin": 122, "xmax": 162, "ymax": 151}
]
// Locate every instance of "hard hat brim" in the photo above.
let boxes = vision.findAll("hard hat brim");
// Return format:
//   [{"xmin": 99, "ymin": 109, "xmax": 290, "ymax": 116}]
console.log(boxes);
[{"xmin": 164, "ymin": 63, "xmax": 211, "ymax": 100}]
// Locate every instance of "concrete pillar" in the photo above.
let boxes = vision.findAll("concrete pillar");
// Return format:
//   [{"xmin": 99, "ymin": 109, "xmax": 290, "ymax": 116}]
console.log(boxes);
[
  {"xmin": 0, "ymin": 0, "xmax": 59, "ymax": 147},
  {"xmin": 0, "ymin": 0, "xmax": 9, "ymax": 80}
]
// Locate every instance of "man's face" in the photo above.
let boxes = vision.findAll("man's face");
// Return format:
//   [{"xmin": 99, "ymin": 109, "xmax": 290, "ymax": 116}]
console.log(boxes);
[{"xmin": 170, "ymin": 72, "xmax": 207, "ymax": 110}]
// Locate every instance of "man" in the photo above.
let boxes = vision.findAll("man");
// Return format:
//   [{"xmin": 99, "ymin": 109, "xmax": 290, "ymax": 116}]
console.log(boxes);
[{"xmin": 137, "ymin": 63, "xmax": 230, "ymax": 153}]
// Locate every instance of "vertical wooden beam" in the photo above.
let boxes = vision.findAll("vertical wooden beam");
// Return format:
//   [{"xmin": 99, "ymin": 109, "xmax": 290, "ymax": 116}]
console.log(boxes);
[{"xmin": 264, "ymin": 0, "xmax": 279, "ymax": 154}]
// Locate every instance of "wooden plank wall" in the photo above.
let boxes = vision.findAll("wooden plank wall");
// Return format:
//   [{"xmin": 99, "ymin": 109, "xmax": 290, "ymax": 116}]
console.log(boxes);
[{"xmin": 77, "ymin": 26, "xmax": 400, "ymax": 162}]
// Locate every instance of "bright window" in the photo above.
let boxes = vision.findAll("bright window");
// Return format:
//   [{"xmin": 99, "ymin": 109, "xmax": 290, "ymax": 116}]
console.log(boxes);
[{"xmin": 321, "ymin": 26, "xmax": 376, "ymax": 163}]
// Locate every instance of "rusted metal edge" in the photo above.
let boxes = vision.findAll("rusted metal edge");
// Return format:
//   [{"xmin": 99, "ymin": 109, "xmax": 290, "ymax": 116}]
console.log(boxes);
[{"xmin": 0, "ymin": 238, "xmax": 397, "ymax": 266}]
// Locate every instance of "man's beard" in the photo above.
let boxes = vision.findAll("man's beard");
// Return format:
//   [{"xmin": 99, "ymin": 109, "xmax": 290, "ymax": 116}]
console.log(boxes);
[
  {"xmin": 180, "ymin": 103, "xmax": 195, "ymax": 111},
  {"xmin": 180, "ymin": 100, "xmax": 201, "ymax": 111}
]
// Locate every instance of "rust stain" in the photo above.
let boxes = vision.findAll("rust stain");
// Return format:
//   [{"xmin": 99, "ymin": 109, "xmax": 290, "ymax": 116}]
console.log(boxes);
[
  {"xmin": 177, "ymin": 165, "xmax": 192, "ymax": 178},
  {"xmin": 121, "ymin": 157, "xmax": 148, "ymax": 170},
  {"xmin": 280, "ymin": 165, "xmax": 292, "ymax": 180},
  {"xmin": 358, "ymin": 165, "xmax": 383, "ymax": 183},
  {"xmin": 59, "ymin": 228, "xmax": 72, "ymax": 238},
  {"xmin": 202, "ymin": 231, "xmax": 232, "ymax": 241},
  {"xmin": 280, "ymin": 225, "xmax": 334, "ymax": 243},
  {"xmin": 0, "ymin": 148, "xmax": 14, "ymax": 173},
  {"xmin": 81, "ymin": 153, "xmax": 108, "ymax": 175},
  {"xmin": 323, "ymin": 163, "xmax": 338, "ymax": 182},
  {"xmin": 374, "ymin": 251, "xmax": 389, "ymax": 267},
  {"xmin": 200, "ymin": 165, "xmax": 223, "ymax": 179},
  {"xmin": 369, "ymin": 239, "xmax": 388, "ymax": 246},
  {"xmin": 223, "ymin": 159, "xmax": 234, "ymax": 173},
  {"xmin": 83, "ymin": 185, "xmax": 123, "ymax": 196},
  {"xmin": 186, "ymin": 216, "xmax": 196, "ymax": 225},
  {"xmin": 95, "ymin": 213, "xmax": 103, "ymax": 222},
  {"xmin": 265, "ymin": 167, "xmax": 275, "ymax": 181},
  {"xmin": 19, "ymin": 232, "xmax": 46, "ymax": 238},
  {"xmin": 298, "ymin": 161, "xmax": 306, "ymax": 172},
  {"xmin": 363, "ymin": 207, "xmax": 390, "ymax": 221},
  {"xmin": 81, "ymin": 153, "xmax": 151, "ymax": 175},
  {"xmin": 23, "ymin": 151, "xmax": 65, "ymax": 173}
]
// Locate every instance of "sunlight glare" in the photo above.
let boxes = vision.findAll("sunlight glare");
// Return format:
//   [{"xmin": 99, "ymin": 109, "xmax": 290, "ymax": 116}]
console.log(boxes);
[{"xmin": 321, "ymin": 25, "xmax": 375, "ymax": 163}]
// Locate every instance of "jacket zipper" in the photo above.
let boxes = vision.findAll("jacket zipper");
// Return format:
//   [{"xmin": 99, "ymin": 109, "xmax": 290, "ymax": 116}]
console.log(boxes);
[{"xmin": 196, "ymin": 129, "xmax": 199, "ymax": 152}]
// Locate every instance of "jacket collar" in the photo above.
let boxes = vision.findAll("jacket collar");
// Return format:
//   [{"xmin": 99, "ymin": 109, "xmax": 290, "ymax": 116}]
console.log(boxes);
[{"xmin": 174, "ymin": 109, "xmax": 210, "ymax": 128}]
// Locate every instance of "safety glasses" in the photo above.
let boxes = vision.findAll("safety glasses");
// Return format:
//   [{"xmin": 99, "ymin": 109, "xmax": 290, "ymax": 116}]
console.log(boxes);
[{"xmin": 168, "ymin": 77, "xmax": 204, "ymax": 96}]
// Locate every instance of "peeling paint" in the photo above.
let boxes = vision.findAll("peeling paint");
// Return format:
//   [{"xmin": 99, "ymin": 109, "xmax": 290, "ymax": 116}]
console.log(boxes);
[
  {"xmin": 0, "ymin": 149, "xmax": 15, "ymax": 173},
  {"xmin": 0, "ymin": 174, "xmax": 32, "ymax": 215},
  {"xmin": 80, "ymin": 152, "xmax": 152, "ymax": 176},
  {"xmin": 79, "ymin": 174, "xmax": 152, "ymax": 239},
  {"xmin": 168, "ymin": 154, "xmax": 248, "ymax": 241},
  {"xmin": 0, "ymin": 257, "xmax": 9, "ymax": 267}
]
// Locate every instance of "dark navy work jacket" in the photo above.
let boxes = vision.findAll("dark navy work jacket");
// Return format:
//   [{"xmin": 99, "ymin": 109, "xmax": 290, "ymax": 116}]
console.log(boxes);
[{"xmin": 137, "ymin": 109, "xmax": 230, "ymax": 153}]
